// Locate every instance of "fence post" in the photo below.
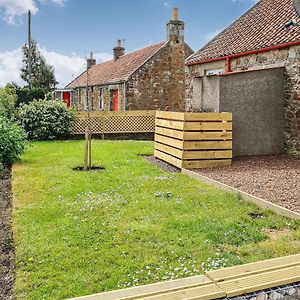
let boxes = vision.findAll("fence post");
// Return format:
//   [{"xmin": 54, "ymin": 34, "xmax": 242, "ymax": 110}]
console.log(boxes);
[{"xmin": 101, "ymin": 114, "xmax": 105, "ymax": 140}]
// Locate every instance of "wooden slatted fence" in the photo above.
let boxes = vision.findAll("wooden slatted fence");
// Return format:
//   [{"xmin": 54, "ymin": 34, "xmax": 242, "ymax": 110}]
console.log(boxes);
[
  {"xmin": 72, "ymin": 111, "xmax": 156, "ymax": 135},
  {"xmin": 155, "ymin": 111, "xmax": 233, "ymax": 169}
]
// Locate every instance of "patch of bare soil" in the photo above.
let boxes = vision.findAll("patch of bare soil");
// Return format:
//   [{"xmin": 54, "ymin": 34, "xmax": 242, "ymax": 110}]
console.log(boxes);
[
  {"xmin": 0, "ymin": 168, "xmax": 14, "ymax": 300},
  {"xmin": 263, "ymin": 228, "xmax": 293, "ymax": 241},
  {"xmin": 144, "ymin": 156, "xmax": 180, "ymax": 173},
  {"xmin": 196, "ymin": 155, "xmax": 300, "ymax": 213}
]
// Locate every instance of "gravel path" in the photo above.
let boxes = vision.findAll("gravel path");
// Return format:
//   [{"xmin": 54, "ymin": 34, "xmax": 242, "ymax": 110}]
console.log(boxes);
[
  {"xmin": 195, "ymin": 155, "xmax": 300, "ymax": 213},
  {"xmin": 0, "ymin": 168, "xmax": 14, "ymax": 300}
]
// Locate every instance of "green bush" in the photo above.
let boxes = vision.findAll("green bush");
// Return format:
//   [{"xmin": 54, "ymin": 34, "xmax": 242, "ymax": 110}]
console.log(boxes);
[
  {"xmin": 0, "ymin": 115, "xmax": 26, "ymax": 166},
  {"xmin": 19, "ymin": 100, "xmax": 74, "ymax": 140},
  {"xmin": 16, "ymin": 87, "xmax": 46, "ymax": 107},
  {"xmin": 0, "ymin": 85, "xmax": 17, "ymax": 119}
]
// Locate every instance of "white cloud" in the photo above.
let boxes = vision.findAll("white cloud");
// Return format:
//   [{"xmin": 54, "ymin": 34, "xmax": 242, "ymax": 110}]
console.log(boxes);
[
  {"xmin": 0, "ymin": 0, "xmax": 65, "ymax": 24},
  {"xmin": 0, "ymin": 48, "xmax": 24, "ymax": 86},
  {"xmin": 0, "ymin": 46, "xmax": 112, "ymax": 88}
]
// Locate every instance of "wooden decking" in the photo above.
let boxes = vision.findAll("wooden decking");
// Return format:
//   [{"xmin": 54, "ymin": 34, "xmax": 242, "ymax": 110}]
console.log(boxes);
[{"xmin": 69, "ymin": 254, "xmax": 300, "ymax": 300}]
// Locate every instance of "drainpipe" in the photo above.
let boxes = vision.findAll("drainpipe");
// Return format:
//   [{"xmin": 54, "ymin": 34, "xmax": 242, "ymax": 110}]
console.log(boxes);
[
  {"xmin": 225, "ymin": 57, "xmax": 231, "ymax": 73},
  {"xmin": 186, "ymin": 40, "xmax": 300, "ymax": 71}
]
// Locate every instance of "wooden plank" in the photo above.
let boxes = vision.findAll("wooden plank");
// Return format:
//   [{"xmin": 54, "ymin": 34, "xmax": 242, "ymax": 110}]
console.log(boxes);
[
  {"xmin": 206, "ymin": 254, "xmax": 300, "ymax": 283},
  {"xmin": 68, "ymin": 276, "xmax": 213, "ymax": 300},
  {"xmin": 183, "ymin": 150, "xmax": 232, "ymax": 160},
  {"xmin": 154, "ymin": 150, "xmax": 183, "ymax": 169},
  {"xmin": 181, "ymin": 169, "xmax": 300, "ymax": 220},
  {"xmin": 184, "ymin": 122, "xmax": 232, "ymax": 131},
  {"xmin": 155, "ymin": 142, "xmax": 183, "ymax": 159},
  {"xmin": 183, "ymin": 141, "xmax": 232, "ymax": 150},
  {"xmin": 156, "ymin": 119, "xmax": 185, "ymax": 130},
  {"xmin": 140, "ymin": 283, "xmax": 226, "ymax": 300},
  {"xmin": 184, "ymin": 112, "xmax": 232, "ymax": 122},
  {"xmin": 155, "ymin": 134, "xmax": 184, "ymax": 149},
  {"xmin": 217, "ymin": 265, "xmax": 300, "ymax": 298},
  {"xmin": 183, "ymin": 131, "xmax": 232, "ymax": 141},
  {"xmin": 155, "ymin": 126, "xmax": 184, "ymax": 140},
  {"xmin": 182, "ymin": 160, "xmax": 231, "ymax": 169},
  {"xmin": 156, "ymin": 111, "xmax": 185, "ymax": 121}
]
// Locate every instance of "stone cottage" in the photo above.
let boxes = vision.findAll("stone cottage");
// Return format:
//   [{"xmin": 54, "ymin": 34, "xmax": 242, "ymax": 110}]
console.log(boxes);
[
  {"xmin": 66, "ymin": 8, "xmax": 193, "ymax": 112},
  {"xmin": 185, "ymin": 0, "xmax": 300, "ymax": 155}
]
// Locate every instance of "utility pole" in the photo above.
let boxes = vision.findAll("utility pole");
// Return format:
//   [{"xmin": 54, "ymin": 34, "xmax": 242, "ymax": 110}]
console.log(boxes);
[{"xmin": 28, "ymin": 10, "xmax": 32, "ymax": 90}]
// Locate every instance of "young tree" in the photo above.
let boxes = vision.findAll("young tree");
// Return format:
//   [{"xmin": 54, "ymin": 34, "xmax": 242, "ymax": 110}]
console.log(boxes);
[{"xmin": 20, "ymin": 40, "xmax": 58, "ymax": 92}]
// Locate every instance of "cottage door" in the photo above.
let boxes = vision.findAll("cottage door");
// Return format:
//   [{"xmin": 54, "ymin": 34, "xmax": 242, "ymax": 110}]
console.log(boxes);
[
  {"xmin": 113, "ymin": 90, "xmax": 118, "ymax": 111},
  {"xmin": 62, "ymin": 91, "xmax": 71, "ymax": 108}
]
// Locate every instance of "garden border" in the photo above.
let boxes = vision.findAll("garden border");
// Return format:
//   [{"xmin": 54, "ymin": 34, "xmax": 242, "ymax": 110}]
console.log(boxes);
[
  {"xmin": 181, "ymin": 168, "xmax": 300, "ymax": 220},
  {"xmin": 68, "ymin": 254, "xmax": 300, "ymax": 300}
]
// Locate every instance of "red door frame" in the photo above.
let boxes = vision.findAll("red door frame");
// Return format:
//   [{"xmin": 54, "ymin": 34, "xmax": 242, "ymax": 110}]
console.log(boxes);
[
  {"xmin": 62, "ymin": 91, "xmax": 71, "ymax": 108},
  {"xmin": 113, "ymin": 90, "xmax": 118, "ymax": 112}
]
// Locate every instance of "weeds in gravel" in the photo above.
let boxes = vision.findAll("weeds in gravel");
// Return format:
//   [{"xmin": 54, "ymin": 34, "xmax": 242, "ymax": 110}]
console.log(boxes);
[{"xmin": 12, "ymin": 141, "xmax": 300, "ymax": 299}]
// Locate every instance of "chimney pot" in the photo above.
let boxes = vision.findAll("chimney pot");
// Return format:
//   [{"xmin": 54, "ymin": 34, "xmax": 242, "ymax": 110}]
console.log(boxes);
[
  {"xmin": 87, "ymin": 51, "xmax": 96, "ymax": 69},
  {"xmin": 113, "ymin": 39, "xmax": 125, "ymax": 60},
  {"xmin": 173, "ymin": 7, "xmax": 178, "ymax": 21}
]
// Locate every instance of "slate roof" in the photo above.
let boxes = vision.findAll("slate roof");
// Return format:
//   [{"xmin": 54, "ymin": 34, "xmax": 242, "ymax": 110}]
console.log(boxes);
[
  {"xmin": 66, "ymin": 42, "xmax": 166, "ymax": 88},
  {"xmin": 186, "ymin": 0, "xmax": 300, "ymax": 65}
]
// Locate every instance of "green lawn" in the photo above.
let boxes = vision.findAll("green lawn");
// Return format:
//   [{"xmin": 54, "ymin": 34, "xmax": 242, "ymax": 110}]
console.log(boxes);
[{"xmin": 13, "ymin": 140, "xmax": 300, "ymax": 299}]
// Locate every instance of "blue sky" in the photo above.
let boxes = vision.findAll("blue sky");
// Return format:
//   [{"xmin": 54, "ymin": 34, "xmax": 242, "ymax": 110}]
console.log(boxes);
[{"xmin": 0, "ymin": 0, "xmax": 257, "ymax": 87}]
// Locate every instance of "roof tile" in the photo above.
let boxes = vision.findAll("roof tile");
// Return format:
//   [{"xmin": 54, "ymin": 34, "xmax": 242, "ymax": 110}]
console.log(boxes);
[
  {"xmin": 66, "ymin": 42, "xmax": 166, "ymax": 88},
  {"xmin": 187, "ymin": 0, "xmax": 300, "ymax": 65}
]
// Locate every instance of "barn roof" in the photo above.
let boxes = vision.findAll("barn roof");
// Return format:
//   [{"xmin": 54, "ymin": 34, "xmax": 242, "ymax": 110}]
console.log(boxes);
[
  {"xmin": 186, "ymin": 0, "xmax": 300, "ymax": 65},
  {"xmin": 66, "ymin": 42, "xmax": 166, "ymax": 88}
]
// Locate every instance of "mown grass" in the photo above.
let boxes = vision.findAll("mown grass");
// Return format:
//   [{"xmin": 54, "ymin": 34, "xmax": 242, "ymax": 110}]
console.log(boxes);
[{"xmin": 12, "ymin": 140, "xmax": 300, "ymax": 300}]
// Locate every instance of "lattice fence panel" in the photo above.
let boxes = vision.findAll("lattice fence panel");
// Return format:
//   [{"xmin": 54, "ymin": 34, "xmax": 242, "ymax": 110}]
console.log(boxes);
[
  {"xmin": 104, "ymin": 115, "xmax": 155, "ymax": 133},
  {"xmin": 72, "ymin": 111, "xmax": 156, "ymax": 134}
]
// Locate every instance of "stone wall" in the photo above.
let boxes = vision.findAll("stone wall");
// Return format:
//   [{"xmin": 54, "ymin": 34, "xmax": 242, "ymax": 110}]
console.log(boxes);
[
  {"xmin": 230, "ymin": 46, "xmax": 300, "ymax": 151},
  {"xmin": 126, "ymin": 41, "xmax": 193, "ymax": 111},
  {"xmin": 75, "ymin": 83, "xmax": 125, "ymax": 111},
  {"xmin": 185, "ymin": 45, "xmax": 300, "ymax": 151}
]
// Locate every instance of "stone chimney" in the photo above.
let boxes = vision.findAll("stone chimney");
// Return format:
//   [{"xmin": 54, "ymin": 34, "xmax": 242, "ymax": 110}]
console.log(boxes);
[
  {"xmin": 113, "ymin": 39, "xmax": 125, "ymax": 60},
  {"xmin": 86, "ymin": 52, "xmax": 96, "ymax": 69},
  {"xmin": 167, "ymin": 7, "xmax": 185, "ymax": 44}
]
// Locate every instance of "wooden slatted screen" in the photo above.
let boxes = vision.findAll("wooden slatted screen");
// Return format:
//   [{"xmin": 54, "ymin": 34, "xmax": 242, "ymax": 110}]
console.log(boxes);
[
  {"xmin": 72, "ymin": 111, "xmax": 156, "ymax": 135},
  {"xmin": 155, "ymin": 111, "xmax": 233, "ymax": 169}
]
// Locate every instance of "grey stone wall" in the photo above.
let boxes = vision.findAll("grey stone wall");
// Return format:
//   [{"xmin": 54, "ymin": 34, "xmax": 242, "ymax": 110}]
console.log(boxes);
[
  {"xmin": 230, "ymin": 47, "xmax": 300, "ymax": 151},
  {"xmin": 185, "ymin": 45, "xmax": 300, "ymax": 152},
  {"xmin": 186, "ymin": 68, "xmax": 285, "ymax": 157},
  {"xmin": 220, "ymin": 68, "xmax": 285, "ymax": 156}
]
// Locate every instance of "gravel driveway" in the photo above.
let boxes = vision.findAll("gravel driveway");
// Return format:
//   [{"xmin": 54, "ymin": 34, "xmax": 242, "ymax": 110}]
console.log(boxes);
[{"xmin": 195, "ymin": 155, "xmax": 300, "ymax": 213}]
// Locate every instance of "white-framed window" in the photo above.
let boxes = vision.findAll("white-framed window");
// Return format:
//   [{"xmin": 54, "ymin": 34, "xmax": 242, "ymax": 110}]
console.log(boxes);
[
  {"xmin": 99, "ymin": 89, "xmax": 104, "ymax": 110},
  {"xmin": 206, "ymin": 68, "xmax": 224, "ymax": 76}
]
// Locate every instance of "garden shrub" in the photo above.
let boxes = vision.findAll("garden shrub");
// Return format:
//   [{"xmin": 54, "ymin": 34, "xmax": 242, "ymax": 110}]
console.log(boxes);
[
  {"xmin": 0, "ymin": 115, "xmax": 26, "ymax": 166},
  {"xmin": 0, "ymin": 86, "xmax": 17, "ymax": 119},
  {"xmin": 16, "ymin": 87, "xmax": 46, "ymax": 107},
  {"xmin": 18, "ymin": 100, "xmax": 74, "ymax": 140}
]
